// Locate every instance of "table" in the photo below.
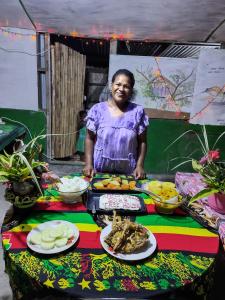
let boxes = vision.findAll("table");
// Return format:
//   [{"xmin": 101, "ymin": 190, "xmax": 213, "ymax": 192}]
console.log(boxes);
[
  {"xmin": 1, "ymin": 174, "xmax": 219, "ymax": 299},
  {"xmin": 0, "ymin": 122, "xmax": 26, "ymax": 152}
]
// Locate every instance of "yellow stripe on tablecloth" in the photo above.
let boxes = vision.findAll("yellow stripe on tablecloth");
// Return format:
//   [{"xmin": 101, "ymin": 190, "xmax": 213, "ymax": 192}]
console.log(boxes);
[
  {"xmin": 146, "ymin": 225, "xmax": 218, "ymax": 237},
  {"xmin": 10, "ymin": 223, "xmax": 216, "ymax": 237},
  {"xmin": 10, "ymin": 223, "xmax": 100, "ymax": 233}
]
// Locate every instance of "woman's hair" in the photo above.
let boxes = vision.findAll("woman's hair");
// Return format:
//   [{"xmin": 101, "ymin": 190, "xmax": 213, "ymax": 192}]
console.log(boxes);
[{"xmin": 111, "ymin": 69, "xmax": 135, "ymax": 88}]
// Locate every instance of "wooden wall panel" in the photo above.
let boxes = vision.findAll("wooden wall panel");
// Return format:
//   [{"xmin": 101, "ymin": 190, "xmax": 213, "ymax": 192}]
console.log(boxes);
[{"xmin": 51, "ymin": 43, "xmax": 86, "ymax": 158}]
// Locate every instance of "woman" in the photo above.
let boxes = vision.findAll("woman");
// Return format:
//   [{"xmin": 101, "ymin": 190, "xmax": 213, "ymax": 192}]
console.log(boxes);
[{"xmin": 83, "ymin": 69, "xmax": 149, "ymax": 179}]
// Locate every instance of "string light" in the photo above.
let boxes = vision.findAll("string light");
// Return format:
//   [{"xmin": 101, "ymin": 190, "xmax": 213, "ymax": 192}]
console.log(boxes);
[{"xmin": 0, "ymin": 27, "xmax": 36, "ymax": 41}]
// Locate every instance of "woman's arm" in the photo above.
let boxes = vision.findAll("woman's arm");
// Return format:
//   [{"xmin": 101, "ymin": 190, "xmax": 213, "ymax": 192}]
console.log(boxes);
[
  {"xmin": 83, "ymin": 129, "xmax": 96, "ymax": 177},
  {"xmin": 133, "ymin": 129, "xmax": 147, "ymax": 179}
]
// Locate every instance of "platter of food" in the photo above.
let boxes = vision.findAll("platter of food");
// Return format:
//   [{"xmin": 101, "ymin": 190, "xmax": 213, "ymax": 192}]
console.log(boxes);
[
  {"xmin": 100, "ymin": 217, "xmax": 157, "ymax": 261},
  {"xmin": 92, "ymin": 176, "xmax": 137, "ymax": 192},
  {"xmin": 141, "ymin": 180, "xmax": 182, "ymax": 214},
  {"xmin": 87, "ymin": 191, "xmax": 146, "ymax": 214},
  {"xmin": 27, "ymin": 220, "xmax": 79, "ymax": 254}
]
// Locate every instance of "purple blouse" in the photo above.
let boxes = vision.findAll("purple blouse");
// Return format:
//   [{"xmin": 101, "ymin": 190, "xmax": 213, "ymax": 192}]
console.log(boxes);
[{"xmin": 85, "ymin": 101, "xmax": 149, "ymax": 175}]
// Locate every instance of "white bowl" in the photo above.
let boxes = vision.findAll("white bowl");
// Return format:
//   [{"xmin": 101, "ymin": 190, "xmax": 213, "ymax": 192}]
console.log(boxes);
[{"xmin": 56, "ymin": 177, "xmax": 89, "ymax": 204}]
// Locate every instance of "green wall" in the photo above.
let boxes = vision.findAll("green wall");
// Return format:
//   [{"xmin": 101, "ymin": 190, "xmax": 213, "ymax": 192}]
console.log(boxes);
[
  {"xmin": 146, "ymin": 119, "xmax": 225, "ymax": 174},
  {"xmin": 0, "ymin": 108, "xmax": 46, "ymax": 151},
  {"xmin": 1, "ymin": 108, "xmax": 224, "ymax": 175}
]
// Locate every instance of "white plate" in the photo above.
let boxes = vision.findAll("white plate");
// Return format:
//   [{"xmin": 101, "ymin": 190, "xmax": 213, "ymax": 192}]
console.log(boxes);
[
  {"xmin": 27, "ymin": 220, "xmax": 79, "ymax": 254},
  {"xmin": 100, "ymin": 224, "xmax": 157, "ymax": 261}
]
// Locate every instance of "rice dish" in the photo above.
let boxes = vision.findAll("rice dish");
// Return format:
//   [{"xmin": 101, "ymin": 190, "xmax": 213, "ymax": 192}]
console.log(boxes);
[{"xmin": 57, "ymin": 177, "xmax": 88, "ymax": 193}]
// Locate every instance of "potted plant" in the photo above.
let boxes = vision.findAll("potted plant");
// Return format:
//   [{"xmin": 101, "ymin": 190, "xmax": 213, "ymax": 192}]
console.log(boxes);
[
  {"xmin": 165, "ymin": 126, "xmax": 225, "ymax": 213},
  {"xmin": 0, "ymin": 136, "xmax": 48, "ymax": 209}
]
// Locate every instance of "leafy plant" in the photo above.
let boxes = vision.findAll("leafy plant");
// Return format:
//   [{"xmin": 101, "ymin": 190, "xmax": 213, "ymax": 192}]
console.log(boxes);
[
  {"xmin": 165, "ymin": 125, "xmax": 225, "ymax": 204},
  {"xmin": 0, "ymin": 135, "xmax": 48, "ymax": 195}
]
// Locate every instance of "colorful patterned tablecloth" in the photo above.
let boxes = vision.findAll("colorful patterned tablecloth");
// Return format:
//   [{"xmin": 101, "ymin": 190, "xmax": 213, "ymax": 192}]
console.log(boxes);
[{"xmin": 1, "ymin": 174, "xmax": 220, "ymax": 299}]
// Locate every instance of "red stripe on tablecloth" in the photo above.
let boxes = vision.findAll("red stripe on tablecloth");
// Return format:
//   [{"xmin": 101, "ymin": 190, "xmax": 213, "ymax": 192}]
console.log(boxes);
[
  {"xmin": 33, "ymin": 202, "xmax": 87, "ymax": 211},
  {"xmin": 3, "ymin": 231, "xmax": 218, "ymax": 254},
  {"xmin": 154, "ymin": 233, "xmax": 219, "ymax": 254},
  {"xmin": 3, "ymin": 231, "xmax": 102, "ymax": 250}
]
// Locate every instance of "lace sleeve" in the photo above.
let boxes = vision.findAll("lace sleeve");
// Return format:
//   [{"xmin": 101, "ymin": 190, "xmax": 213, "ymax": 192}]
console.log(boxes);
[
  {"xmin": 85, "ymin": 104, "xmax": 99, "ymax": 133},
  {"xmin": 137, "ymin": 107, "xmax": 149, "ymax": 135}
]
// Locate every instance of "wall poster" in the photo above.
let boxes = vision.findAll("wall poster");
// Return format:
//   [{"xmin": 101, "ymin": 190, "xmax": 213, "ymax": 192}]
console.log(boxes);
[
  {"xmin": 190, "ymin": 48, "xmax": 225, "ymax": 126},
  {"xmin": 109, "ymin": 54, "xmax": 197, "ymax": 118}
]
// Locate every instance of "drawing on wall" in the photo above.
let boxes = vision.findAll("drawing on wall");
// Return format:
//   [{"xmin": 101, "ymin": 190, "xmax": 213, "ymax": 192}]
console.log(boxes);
[
  {"xmin": 109, "ymin": 54, "xmax": 197, "ymax": 113},
  {"xmin": 190, "ymin": 48, "xmax": 225, "ymax": 126}
]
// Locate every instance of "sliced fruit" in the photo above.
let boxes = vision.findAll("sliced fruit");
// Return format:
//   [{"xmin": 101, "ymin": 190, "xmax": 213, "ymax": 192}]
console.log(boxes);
[
  {"xmin": 30, "ymin": 232, "xmax": 41, "ymax": 245},
  {"xmin": 41, "ymin": 228, "xmax": 55, "ymax": 242},
  {"xmin": 41, "ymin": 241, "xmax": 55, "ymax": 250},
  {"xmin": 55, "ymin": 238, "xmax": 68, "ymax": 247}
]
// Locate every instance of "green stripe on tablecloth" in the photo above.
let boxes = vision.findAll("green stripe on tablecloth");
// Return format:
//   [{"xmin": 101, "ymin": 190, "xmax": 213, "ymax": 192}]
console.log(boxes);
[
  {"xmin": 24, "ymin": 211, "xmax": 202, "ymax": 229},
  {"xmin": 23, "ymin": 211, "xmax": 95, "ymax": 224},
  {"xmin": 136, "ymin": 214, "xmax": 204, "ymax": 228}
]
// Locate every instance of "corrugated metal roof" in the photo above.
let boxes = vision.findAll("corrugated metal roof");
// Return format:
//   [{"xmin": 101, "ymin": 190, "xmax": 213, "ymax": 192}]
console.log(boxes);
[{"xmin": 117, "ymin": 41, "xmax": 221, "ymax": 58}]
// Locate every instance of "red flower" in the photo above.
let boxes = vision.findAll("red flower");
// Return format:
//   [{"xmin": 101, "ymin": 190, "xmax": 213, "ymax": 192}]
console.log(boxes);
[
  {"xmin": 199, "ymin": 149, "xmax": 220, "ymax": 165},
  {"xmin": 208, "ymin": 150, "xmax": 220, "ymax": 161}
]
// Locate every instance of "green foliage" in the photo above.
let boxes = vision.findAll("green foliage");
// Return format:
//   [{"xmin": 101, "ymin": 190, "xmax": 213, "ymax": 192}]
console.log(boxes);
[
  {"xmin": 165, "ymin": 125, "xmax": 225, "ymax": 203},
  {"xmin": 190, "ymin": 159, "xmax": 225, "ymax": 203},
  {"xmin": 0, "ymin": 136, "xmax": 48, "ymax": 195}
]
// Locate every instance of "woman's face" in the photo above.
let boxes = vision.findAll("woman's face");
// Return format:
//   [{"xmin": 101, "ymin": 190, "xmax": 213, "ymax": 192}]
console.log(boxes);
[{"xmin": 111, "ymin": 74, "xmax": 133, "ymax": 105}]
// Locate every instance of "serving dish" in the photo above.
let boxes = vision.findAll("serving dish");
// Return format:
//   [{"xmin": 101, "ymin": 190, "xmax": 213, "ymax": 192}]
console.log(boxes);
[
  {"xmin": 86, "ymin": 191, "xmax": 146, "ymax": 215},
  {"xmin": 100, "ymin": 224, "xmax": 157, "ymax": 261},
  {"xmin": 27, "ymin": 220, "xmax": 79, "ymax": 254},
  {"xmin": 91, "ymin": 177, "xmax": 138, "ymax": 192}
]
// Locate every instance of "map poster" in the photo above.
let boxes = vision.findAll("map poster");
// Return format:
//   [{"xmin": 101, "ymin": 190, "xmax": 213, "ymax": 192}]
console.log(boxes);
[{"xmin": 190, "ymin": 48, "xmax": 225, "ymax": 126}]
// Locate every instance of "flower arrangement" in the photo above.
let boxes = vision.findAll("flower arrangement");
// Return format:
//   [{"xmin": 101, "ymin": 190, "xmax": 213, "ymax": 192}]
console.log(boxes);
[
  {"xmin": 166, "ymin": 125, "xmax": 225, "ymax": 204},
  {"xmin": 191, "ymin": 149, "xmax": 225, "ymax": 203}
]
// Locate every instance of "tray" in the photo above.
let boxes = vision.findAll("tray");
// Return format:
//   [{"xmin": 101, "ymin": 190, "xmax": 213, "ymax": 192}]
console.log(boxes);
[
  {"xmin": 91, "ymin": 177, "xmax": 139, "ymax": 193},
  {"xmin": 86, "ymin": 191, "xmax": 146, "ymax": 215}
]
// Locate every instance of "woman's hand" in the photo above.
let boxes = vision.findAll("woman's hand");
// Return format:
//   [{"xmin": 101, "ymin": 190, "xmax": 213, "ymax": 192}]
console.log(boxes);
[
  {"xmin": 84, "ymin": 129, "xmax": 96, "ymax": 177},
  {"xmin": 133, "ymin": 165, "xmax": 146, "ymax": 179},
  {"xmin": 83, "ymin": 164, "xmax": 95, "ymax": 177}
]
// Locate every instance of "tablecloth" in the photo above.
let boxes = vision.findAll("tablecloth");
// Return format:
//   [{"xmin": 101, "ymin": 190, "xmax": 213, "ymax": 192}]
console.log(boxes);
[{"xmin": 1, "ymin": 174, "xmax": 219, "ymax": 299}]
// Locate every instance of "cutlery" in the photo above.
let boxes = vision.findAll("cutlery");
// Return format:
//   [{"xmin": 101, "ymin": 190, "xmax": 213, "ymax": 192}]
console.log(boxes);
[
  {"xmin": 134, "ymin": 187, "xmax": 163, "ymax": 201},
  {"xmin": 92, "ymin": 202, "xmax": 96, "ymax": 214}
]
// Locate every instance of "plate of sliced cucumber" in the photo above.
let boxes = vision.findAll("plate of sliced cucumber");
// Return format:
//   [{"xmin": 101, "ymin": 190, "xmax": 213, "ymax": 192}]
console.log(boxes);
[{"xmin": 27, "ymin": 220, "xmax": 79, "ymax": 254}]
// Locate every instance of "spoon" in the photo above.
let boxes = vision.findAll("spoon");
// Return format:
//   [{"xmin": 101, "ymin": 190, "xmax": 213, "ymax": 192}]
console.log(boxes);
[{"xmin": 134, "ymin": 187, "xmax": 163, "ymax": 201}]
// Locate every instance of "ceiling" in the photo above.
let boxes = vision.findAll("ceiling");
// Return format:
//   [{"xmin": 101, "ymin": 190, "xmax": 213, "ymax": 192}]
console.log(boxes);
[{"xmin": 0, "ymin": 0, "xmax": 225, "ymax": 43}]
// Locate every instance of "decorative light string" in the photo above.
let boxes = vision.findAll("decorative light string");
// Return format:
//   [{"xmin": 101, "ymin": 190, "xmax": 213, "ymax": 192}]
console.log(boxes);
[
  {"xmin": 1, "ymin": 26, "xmax": 219, "ymax": 122},
  {"xmin": 0, "ymin": 27, "xmax": 36, "ymax": 40}
]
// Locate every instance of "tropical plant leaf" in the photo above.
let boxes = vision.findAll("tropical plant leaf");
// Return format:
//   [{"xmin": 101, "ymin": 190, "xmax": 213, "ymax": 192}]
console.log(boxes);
[
  {"xmin": 202, "ymin": 125, "xmax": 209, "ymax": 153},
  {"xmin": 170, "ymin": 159, "xmax": 192, "ymax": 170},
  {"xmin": 212, "ymin": 130, "xmax": 225, "ymax": 149},
  {"xmin": 16, "ymin": 152, "xmax": 43, "ymax": 196},
  {"xmin": 164, "ymin": 129, "xmax": 207, "ymax": 155},
  {"xmin": 189, "ymin": 188, "xmax": 219, "ymax": 204},
  {"xmin": 192, "ymin": 159, "xmax": 203, "ymax": 172}
]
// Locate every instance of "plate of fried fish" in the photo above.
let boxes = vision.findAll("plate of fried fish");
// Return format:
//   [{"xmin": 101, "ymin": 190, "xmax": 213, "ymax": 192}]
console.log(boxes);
[{"xmin": 100, "ymin": 215, "xmax": 157, "ymax": 261}]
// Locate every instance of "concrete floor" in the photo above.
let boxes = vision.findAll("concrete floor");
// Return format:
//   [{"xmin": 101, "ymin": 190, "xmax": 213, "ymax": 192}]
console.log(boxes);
[{"xmin": 1, "ymin": 163, "xmax": 225, "ymax": 300}]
